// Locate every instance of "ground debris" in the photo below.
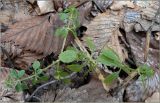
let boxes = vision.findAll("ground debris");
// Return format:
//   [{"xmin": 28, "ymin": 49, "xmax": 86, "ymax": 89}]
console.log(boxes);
[
  {"xmin": 0, "ymin": 0, "xmax": 160, "ymax": 102},
  {"xmin": 0, "ymin": 67, "xmax": 24, "ymax": 102},
  {"xmin": 1, "ymin": 14, "xmax": 73, "ymax": 69},
  {"xmin": 54, "ymin": 78, "xmax": 118, "ymax": 102}
]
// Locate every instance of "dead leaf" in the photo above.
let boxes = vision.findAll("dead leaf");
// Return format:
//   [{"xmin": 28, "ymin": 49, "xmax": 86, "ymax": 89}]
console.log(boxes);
[
  {"xmin": 82, "ymin": 12, "xmax": 127, "ymax": 92},
  {"xmin": 124, "ymin": 72, "xmax": 160, "ymax": 102},
  {"xmin": 110, "ymin": 1, "xmax": 135, "ymax": 10},
  {"xmin": 1, "ymin": 14, "xmax": 74, "ymax": 69},
  {"xmin": 141, "ymin": 1, "xmax": 159, "ymax": 20},
  {"xmin": 54, "ymin": 77, "xmax": 117, "ymax": 102},
  {"xmin": 134, "ymin": 1, "xmax": 154, "ymax": 8},
  {"xmin": 82, "ymin": 12, "xmax": 127, "ymax": 61},
  {"xmin": 125, "ymin": 31, "xmax": 159, "ymax": 69},
  {"xmin": 37, "ymin": 0, "xmax": 55, "ymax": 15},
  {"xmin": 145, "ymin": 92, "xmax": 160, "ymax": 103}
]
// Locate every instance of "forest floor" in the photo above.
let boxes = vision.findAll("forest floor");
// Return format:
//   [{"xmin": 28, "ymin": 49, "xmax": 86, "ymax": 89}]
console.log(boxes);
[{"xmin": 0, "ymin": 0, "xmax": 160, "ymax": 102}]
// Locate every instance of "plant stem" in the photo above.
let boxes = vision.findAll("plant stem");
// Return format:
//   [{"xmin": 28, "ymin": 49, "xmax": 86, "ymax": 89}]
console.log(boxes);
[
  {"xmin": 74, "ymin": 37, "xmax": 110, "ymax": 91},
  {"xmin": 20, "ymin": 74, "xmax": 36, "ymax": 81},
  {"xmin": 61, "ymin": 37, "xmax": 67, "ymax": 52},
  {"xmin": 43, "ymin": 60, "xmax": 60, "ymax": 72}
]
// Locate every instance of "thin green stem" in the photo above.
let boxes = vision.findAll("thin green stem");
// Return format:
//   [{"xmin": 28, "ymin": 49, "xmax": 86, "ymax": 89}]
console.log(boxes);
[{"xmin": 43, "ymin": 60, "xmax": 60, "ymax": 71}]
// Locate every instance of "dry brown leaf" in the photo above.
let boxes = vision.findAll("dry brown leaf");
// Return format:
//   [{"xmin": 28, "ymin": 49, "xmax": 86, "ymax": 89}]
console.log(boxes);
[
  {"xmin": 82, "ymin": 12, "xmax": 127, "ymax": 61},
  {"xmin": 141, "ymin": 1, "xmax": 159, "ymax": 21},
  {"xmin": 125, "ymin": 31, "xmax": 159, "ymax": 69},
  {"xmin": 1, "ymin": 14, "xmax": 74, "ymax": 69},
  {"xmin": 82, "ymin": 12, "xmax": 127, "ymax": 91},
  {"xmin": 124, "ymin": 72, "xmax": 160, "ymax": 102},
  {"xmin": 54, "ymin": 77, "xmax": 117, "ymax": 102},
  {"xmin": 145, "ymin": 92, "xmax": 160, "ymax": 103},
  {"xmin": 110, "ymin": 1, "xmax": 135, "ymax": 10}
]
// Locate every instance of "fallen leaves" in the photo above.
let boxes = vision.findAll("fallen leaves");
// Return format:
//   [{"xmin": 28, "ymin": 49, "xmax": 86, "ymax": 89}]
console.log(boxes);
[
  {"xmin": 82, "ymin": 12, "xmax": 126, "ymax": 61},
  {"xmin": 110, "ymin": 1, "xmax": 135, "ymax": 10},
  {"xmin": 145, "ymin": 92, "xmax": 160, "ymax": 103},
  {"xmin": 82, "ymin": 12, "xmax": 128, "ymax": 91},
  {"xmin": 1, "ymin": 14, "xmax": 74, "ymax": 69}
]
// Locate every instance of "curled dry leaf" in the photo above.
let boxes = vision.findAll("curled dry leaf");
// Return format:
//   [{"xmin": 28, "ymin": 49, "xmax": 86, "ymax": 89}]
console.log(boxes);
[{"xmin": 1, "ymin": 14, "xmax": 74, "ymax": 69}]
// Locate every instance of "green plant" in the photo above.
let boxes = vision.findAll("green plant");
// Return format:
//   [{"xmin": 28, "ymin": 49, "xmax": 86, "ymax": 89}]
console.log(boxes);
[
  {"xmin": 5, "ymin": 61, "xmax": 48, "ymax": 91},
  {"xmin": 5, "ymin": 7, "xmax": 155, "ymax": 92}
]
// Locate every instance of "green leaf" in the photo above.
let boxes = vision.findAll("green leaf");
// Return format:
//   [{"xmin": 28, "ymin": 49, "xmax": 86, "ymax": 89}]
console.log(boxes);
[
  {"xmin": 138, "ymin": 65, "xmax": 154, "ymax": 78},
  {"xmin": 36, "ymin": 69, "xmax": 43, "ymax": 74},
  {"xmin": 32, "ymin": 78, "xmax": 38, "ymax": 85},
  {"xmin": 18, "ymin": 70, "xmax": 25, "ymax": 78},
  {"xmin": 32, "ymin": 61, "xmax": 40, "ymax": 70},
  {"xmin": 59, "ymin": 50, "xmax": 77, "ymax": 63},
  {"xmin": 77, "ymin": 51, "xmax": 86, "ymax": 61},
  {"xmin": 86, "ymin": 37, "xmax": 96, "ymax": 52},
  {"xmin": 15, "ymin": 82, "xmax": 23, "ymax": 92},
  {"xmin": 5, "ymin": 76, "xmax": 15, "ymax": 88},
  {"xmin": 63, "ymin": 78, "xmax": 71, "ymax": 84},
  {"xmin": 10, "ymin": 69, "xmax": 18, "ymax": 79},
  {"xmin": 32, "ymin": 76, "xmax": 49, "ymax": 84},
  {"xmin": 55, "ymin": 27, "xmax": 68, "ymax": 37},
  {"xmin": 104, "ymin": 72, "xmax": 119, "ymax": 85},
  {"xmin": 97, "ymin": 54, "xmax": 120, "ymax": 67},
  {"xmin": 102, "ymin": 49, "xmax": 121, "ymax": 62},
  {"xmin": 38, "ymin": 76, "xmax": 49, "ymax": 82},
  {"xmin": 67, "ymin": 64, "xmax": 83, "ymax": 72},
  {"xmin": 66, "ymin": 46, "xmax": 78, "ymax": 52},
  {"xmin": 59, "ymin": 13, "xmax": 68, "ymax": 21},
  {"xmin": 97, "ymin": 49, "xmax": 121, "ymax": 67},
  {"xmin": 55, "ymin": 69, "xmax": 69, "ymax": 80}
]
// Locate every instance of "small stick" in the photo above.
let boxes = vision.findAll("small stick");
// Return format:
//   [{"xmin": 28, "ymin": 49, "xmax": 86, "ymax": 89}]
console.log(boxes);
[{"xmin": 26, "ymin": 72, "xmax": 77, "ymax": 102}]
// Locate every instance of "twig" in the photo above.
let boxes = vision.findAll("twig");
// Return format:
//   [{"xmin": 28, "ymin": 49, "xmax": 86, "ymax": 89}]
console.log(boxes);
[
  {"xmin": 25, "ymin": 72, "xmax": 77, "ymax": 102},
  {"xmin": 61, "ymin": 36, "xmax": 67, "ymax": 53},
  {"xmin": 144, "ymin": 3, "xmax": 160, "ymax": 62}
]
